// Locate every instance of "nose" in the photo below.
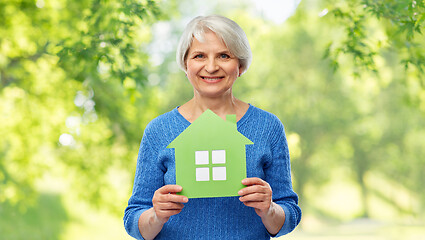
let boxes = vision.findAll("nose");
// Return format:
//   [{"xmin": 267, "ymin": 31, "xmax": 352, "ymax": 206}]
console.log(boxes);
[{"xmin": 205, "ymin": 58, "xmax": 219, "ymax": 73}]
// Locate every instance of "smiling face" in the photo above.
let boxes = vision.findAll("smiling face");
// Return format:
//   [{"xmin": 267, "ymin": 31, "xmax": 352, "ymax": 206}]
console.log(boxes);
[{"xmin": 185, "ymin": 31, "xmax": 242, "ymax": 99}]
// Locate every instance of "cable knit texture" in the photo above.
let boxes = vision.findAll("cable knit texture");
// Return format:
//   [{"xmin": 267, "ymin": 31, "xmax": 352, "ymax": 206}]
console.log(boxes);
[{"xmin": 124, "ymin": 105, "xmax": 301, "ymax": 239}]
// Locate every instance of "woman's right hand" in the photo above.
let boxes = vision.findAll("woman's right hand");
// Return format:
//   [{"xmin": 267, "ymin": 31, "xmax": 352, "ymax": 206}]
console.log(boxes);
[{"xmin": 152, "ymin": 185, "xmax": 188, "ymax": 224}]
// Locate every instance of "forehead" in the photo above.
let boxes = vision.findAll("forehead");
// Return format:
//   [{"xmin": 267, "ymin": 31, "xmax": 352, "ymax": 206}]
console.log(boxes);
[{"xmin": 188, "ymin": 31, "xmax": 229, "ymax": 52}]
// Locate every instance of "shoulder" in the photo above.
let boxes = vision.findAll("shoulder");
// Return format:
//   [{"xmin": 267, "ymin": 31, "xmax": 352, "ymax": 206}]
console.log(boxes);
[
  {"xmin": 245, "ymin": 105, "xmax": 284, "ymax": 130},
  {"xmin": 241, "ymin": 105, "xmax": 287, "ymax": 146},
  {"xmin": 141, "ymin": 107, "xmax": 188, "ymax": 148},
  {"xmin": 144, "ymin": 108, "xmax": 180, "ymax": 132},
  {"xmin": 142, "ymin": 108, "xmax": 179, "ymax": 140}
]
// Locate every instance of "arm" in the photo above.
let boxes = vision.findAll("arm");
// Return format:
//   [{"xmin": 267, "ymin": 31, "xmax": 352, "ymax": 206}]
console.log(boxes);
[
  {"xmin": 238, "ymin": 115, "xmax": 301, "ymax": 237},
  {"xmin": 238, "ymin": 177, "xmax": 285, "ymax": 235},
  {"xmin": 124, "ymin": 122, "xmax": 179, "ymax": 239},
  {"xmin": 264, "ymin": 118, "xmax": 302, "ymax": 236}
]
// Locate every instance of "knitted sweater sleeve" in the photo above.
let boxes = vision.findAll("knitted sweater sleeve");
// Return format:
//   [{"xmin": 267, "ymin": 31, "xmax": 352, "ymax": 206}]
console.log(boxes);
[
  {"xmin": 266, "ymin": 117, "xmax": 302, "ymax": 237},
  {"xmin": 123, "ymin": 121, "xmax": 165, "ymax": 240}
]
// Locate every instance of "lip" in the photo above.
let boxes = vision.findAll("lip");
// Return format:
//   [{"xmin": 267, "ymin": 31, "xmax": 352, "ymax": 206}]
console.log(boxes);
[{"xmin": 200, "ymin": 76, "xmax": 224, "ymax": 83}]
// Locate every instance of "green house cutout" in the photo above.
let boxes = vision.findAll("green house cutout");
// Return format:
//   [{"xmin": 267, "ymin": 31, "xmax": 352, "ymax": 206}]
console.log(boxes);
[{"xmin": 167, "ymin": 109, "xmax": 253, "ymax": 198}]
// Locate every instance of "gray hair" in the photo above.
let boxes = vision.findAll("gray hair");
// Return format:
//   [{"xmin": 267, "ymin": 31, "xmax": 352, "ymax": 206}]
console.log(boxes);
[{"xmin": 176, "ymin": 15, "xmax": 252, "ymax": 75}]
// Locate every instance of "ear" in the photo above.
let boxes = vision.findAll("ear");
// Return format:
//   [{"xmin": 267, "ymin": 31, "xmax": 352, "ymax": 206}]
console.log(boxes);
[{"xmin": 238, "ymin": 64, "xmax": 244, "ymax": 77}]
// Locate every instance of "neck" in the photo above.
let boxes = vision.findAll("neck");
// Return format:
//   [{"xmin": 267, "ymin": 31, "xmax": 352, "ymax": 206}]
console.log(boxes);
[
  {"xmin": 180, "ymin": 90, "xmax": 248, "ymax": 123},
  {"xmin": 198, "ymin": 90, "xmax": 236, "ymax": 110}
]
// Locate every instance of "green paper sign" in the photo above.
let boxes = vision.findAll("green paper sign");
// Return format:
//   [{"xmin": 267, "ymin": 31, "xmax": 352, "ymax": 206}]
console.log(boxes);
[{"xmin": 167, "ymin": 109, "xmax": 253, "ymax": 198}]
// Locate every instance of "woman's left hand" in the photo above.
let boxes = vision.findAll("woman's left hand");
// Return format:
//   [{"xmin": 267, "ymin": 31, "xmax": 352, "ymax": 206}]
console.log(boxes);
[{"xmin": 238, "ymin": 177, "xmax": 273, "ymax": 218}]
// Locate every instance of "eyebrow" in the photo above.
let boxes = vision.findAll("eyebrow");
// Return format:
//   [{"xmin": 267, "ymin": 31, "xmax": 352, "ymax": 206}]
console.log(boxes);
[
  {"xmin": 188, "ymin": 50, "xmax": 233, "ymax": 56},
  {"xmin": 188, "ymin": 51, "xmax": 204, "ymax": 55},
  {"xmin": 217, "ymin": 50, "xmax": 232, "ymax": 54}
]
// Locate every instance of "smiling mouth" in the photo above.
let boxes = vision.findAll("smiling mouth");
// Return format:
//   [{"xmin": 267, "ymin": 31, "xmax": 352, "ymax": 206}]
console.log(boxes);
[{"xmin": 201, "ymin": 76, "xmax": 224, "ymax": 82}]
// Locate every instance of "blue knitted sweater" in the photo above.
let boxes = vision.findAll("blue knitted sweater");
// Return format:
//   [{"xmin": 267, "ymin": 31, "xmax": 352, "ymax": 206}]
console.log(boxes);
[{"xmin": 124, "ymin": 105, "xmax": 301, "ymax": 239}]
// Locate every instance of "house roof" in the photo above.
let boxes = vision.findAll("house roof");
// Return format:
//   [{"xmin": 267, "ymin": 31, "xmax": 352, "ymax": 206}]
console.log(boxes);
[{"xmin": 167, "ymin": 109, "xmax": 253, "ymax": 149}]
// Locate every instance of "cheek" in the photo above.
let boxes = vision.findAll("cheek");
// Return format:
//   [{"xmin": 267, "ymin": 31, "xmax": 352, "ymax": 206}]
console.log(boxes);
[
  {"xmin": 185, "ymin": 64, "xmax": 199, "ymax": 83},
  {"xmin": 186, "ymin": 67, "xmax": 196, "ymax": 79},
  {"xmin": 226, "ymin": 63, "xmax": 241, "ymax": 77},
  {"xmin": 186, "ymin": 62, "xmax": 200, "ymax": 75}
]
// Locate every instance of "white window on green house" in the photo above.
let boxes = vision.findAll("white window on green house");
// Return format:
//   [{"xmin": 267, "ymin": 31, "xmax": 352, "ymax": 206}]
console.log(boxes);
[{"xmin": 195, "ymin": 150, "xmax": 226, "ymax": 181}]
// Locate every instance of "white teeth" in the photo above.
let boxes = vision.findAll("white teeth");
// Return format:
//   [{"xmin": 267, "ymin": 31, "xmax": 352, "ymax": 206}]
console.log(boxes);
[{"xmin": 202, "ymin": 77, "xmax": 222, "ymax": 81}]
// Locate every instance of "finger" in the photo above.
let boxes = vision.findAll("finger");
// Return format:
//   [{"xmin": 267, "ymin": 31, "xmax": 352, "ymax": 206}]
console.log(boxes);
[
  {"xmin": 154, "ymin": 185, "xmax": 188, "ymax": 203},
  {"xmin": 154, "ymin": 193, "xmax": 188, "ymax": 205},
  {"xmin": 157, "ymin": 202, "xmax": 185, "ymax": 210},
  {"xmin": 158, "ymin": 193, "xmax": 188, "ymax": 203},
  {"xmin": 241, "ymin": 177, "xmax": 266, "ymax": 186},
  {"xmin": 238, "ymin": 185, "xmax": 269, "ymax": 196},
  {"xmin": 156, "ymin": 208, "xmax": 183, "ymax": 218},
  {"xmin": 239, "ymin": 192, "xmax": 268, "ymax": 203},
  {"xmin": 154, "ymin": 202, "xmax": 185, "ymax": 220},
  {"xmin": 155, "ymin": 208, "xmax": 184, "ymax": 222},
  {"xmin": 241, "ymin": 200, "xmax": 265, "ymax": 208},
  {"xmin": 242, "ymin": 201, "xmax": 271, "ymax": 212},
  {"xmin": 157, "ymin": 208, "xmax": 183, "ymax": 215},
  {"xmin": 157, "ymin": 185, "xmax": 184, "ymax": 194}
]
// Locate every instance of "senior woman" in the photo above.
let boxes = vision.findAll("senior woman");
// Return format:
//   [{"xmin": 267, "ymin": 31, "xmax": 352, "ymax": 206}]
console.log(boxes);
[{"xmin": 124, "ymin": 15, "xmax": 301, "ymax": 239}]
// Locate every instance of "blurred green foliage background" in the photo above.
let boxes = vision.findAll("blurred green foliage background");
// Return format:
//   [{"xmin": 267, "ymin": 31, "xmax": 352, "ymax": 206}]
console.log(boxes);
[{"xmin": 1, "ymin": 0, "xmax": 425, "ymax": 239}]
